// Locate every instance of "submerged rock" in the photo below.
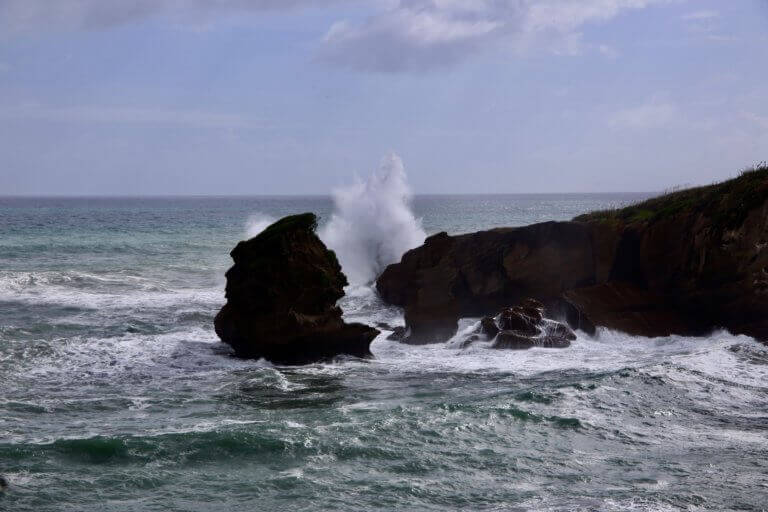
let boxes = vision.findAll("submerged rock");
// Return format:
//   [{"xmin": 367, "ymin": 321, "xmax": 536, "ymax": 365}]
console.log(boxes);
[
  {"xmin": 479, "ymin": 316, "xmax": 499, "ymax": 338},
  {"xmin": 462, "ymin": 299, "xmax": 576, "ymax": 350},
  {"xmin": 386, "ymin": 326, "xmax": 409, "ymax": 341},
  {"xmin": 214, "ymin": 213, "xmax": 379, "ymax": 365},
  {"xmin": 375, "ymin": 322, "xmax": 409, "ymax": 341},
  {"xmin": 377, "ymin": 165, "xmax": 768, "ymax": 343}
]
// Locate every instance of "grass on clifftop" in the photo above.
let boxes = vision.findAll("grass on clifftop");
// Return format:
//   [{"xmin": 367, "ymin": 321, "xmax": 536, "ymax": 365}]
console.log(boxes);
[{"xmin": 575, "ymin": 162, "xmax": 768, "ymax": 229}]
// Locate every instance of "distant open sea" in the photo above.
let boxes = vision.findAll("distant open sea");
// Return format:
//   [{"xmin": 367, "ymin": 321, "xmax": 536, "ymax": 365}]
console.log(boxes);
[{"xmin": 1, "ymin": 195, "xmax": 767, "ymax": 511}]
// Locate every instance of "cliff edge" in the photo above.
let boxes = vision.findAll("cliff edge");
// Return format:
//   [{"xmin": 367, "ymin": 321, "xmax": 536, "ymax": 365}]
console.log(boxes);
[{"xmin": 377, "ymin": 165, "xmax": 768, "ymax": 343}]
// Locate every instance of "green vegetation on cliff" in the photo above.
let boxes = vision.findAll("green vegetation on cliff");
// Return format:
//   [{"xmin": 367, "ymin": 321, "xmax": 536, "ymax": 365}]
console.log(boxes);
[{"xmin": 575, "ymin": 163, "xmax": 768, "ymax": 229}]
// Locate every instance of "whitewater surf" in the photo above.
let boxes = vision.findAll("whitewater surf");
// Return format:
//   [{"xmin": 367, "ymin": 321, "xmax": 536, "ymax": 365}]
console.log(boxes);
[{"xmin": 1, "ymin": 180, "xmax": 766, "ymax": 511}]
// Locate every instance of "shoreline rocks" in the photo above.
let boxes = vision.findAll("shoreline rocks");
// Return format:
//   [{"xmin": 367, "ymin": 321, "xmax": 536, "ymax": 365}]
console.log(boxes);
[
  {"xmin": 460, "ymin": 299, "xmax": 576, "ymax": 350},
  {"xmin": 375, "ymin": 222, "xmax": 602, "ymax": 344},
  {"xmin": 377, "ymin": 166, "xmax": 768, "ymax": 344},
  {"xmin": 214, "ymin": 213, "xmax": 379, "ymax": 365}
]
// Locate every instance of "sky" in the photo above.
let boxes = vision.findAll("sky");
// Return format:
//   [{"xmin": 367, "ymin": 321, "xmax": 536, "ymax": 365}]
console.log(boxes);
[{"xmin": 0, "ymin": 0, "xmax": 767, "ymax": 195}]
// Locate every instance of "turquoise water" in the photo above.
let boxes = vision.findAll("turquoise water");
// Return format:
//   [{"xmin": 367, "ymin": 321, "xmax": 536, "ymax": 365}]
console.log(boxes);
[{"xmin": 1, "ymin": 195, "xmax": 767, "ymax": 511}]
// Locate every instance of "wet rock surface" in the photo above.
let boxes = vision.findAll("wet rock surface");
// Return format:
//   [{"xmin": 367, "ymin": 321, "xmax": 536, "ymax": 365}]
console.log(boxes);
[
  {"xmin": 462, "ymin": 299, "xmax": 576, "ymax": 350},
  {"xmin": 377, "ymin": 167, "xmax": 768, "ymax": 344},
  {"xmin": 214, "ymin": 213, "xmax": 379, "ymax": 365}
]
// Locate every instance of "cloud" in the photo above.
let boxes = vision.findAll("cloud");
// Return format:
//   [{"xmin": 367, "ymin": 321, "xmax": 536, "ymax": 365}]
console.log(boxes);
[
  {"xmin": 0, "ymin": 0, "xmax": 674, "ymax": 72},
  {"xmin": 608, "ymin": 100, "xmax": 679, "ymax": 129},
  {"xmin": 321, "ymin": 4, "xmax": 503, "ymax": 72},
  {"xmin": 0, "ymin": 0, "xmax": 346, "ymax": 33},
  {"xmin": 320, "ymin": 0, "xmax": 669, "ymax": 72},
  {"xmin": 682, "ymin": 10, "xmax": 719, "ymax": 21},
  {"xmin": 743, "ymin": 112, "xmax": 768, "ymax": 131},
  {"xmin": 598, "ymin": 44, "xmax": 620, "ymax": 59},
  {"xmin": 681, "ymin": 8, "xmax": 732, "ymax": 43},
  {"xmin": 0, "ymin": 103, "xmax": 251, "ymax": 128}
]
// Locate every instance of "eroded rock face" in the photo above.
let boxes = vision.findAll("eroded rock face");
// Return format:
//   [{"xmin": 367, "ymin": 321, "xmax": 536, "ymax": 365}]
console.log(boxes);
[
  {"xmin": 376, "ymin": 223, "xmax": 598, "ymax": 344},
  {"xmin": 214, "ymin": 213, "xmax": 379, "ymax": 365},
  {"xmin": 460, "ymin": 299, "xmax": 576, "ymax": 350},
  {"xmin": 377, "ymin": 168, "xmax": 768, "ymax": 344}
]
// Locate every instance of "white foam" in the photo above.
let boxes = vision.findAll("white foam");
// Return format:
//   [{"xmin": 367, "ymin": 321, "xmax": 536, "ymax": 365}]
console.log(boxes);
[
  {"xmin": 367, "ymin": 323, "xmax": 766, "ymax": 383},
  {"xmin": 6, "ymin": 326, "xmax": 242, "ymax": 389},
  {"xmin": 0, "ymin": 270, "xmax": 223, "ymax": 311},
  {"xmin": 319, "ymin": 153, "xmax": 425, "ymax": 285},
  {"xmin": 244, "ymin": 212, "xmax": 276, "ymax": 239}
]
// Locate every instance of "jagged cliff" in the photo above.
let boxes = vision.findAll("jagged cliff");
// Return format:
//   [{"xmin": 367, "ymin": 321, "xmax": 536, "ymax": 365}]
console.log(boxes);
[{"xmin": 377, "ymin": 165, "xmax": 768, "ymax": 343}]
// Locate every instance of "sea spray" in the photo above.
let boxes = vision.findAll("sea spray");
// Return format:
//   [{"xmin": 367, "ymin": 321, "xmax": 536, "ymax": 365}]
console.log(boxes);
[
  {"xmin": 4, "ymin": 196, "xmax": 767, "ymax": 511},
  {"xmin": 319, "ymin": 153, "xmax": 426, "ymax": 284},
  {"xmin": 244, "ymin": 213, "xmax": 276, "ymax": 239}
]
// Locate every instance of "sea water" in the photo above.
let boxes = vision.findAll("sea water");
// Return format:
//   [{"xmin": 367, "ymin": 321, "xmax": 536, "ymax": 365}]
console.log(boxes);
[{"xmin": 1, "ymin": 195, "xmax": 767, "ymax": 511}]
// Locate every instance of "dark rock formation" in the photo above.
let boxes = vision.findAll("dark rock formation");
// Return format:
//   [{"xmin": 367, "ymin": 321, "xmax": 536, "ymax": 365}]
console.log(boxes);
[
  {"xmin": 214, "ymin": 213, "xmax": 379, "ymax": 364},
  {"xmin": 377, "ymin": 165, "xmax": 768, "ymax": 343},
  {"xmin": 479, "ymin": 316, "xmax": 499, "ymax": 338},
  {"xmin": 376, "ymin": 222, "xmax": 600, "ymax": 344},
  {"xmin": 374, "ymin": 322, "xmax": 409, "ymax": 341},
  {"xmin": 460, "ymin": 299, "xmax": 575, "ymax": 350},
  {"xmin": 386, "ymin": 326, "xmax": 409, "ymax": 341}
]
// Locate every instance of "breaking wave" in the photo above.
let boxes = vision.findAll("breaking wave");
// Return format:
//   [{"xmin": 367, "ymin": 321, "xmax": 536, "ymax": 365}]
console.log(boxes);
[{"xmin": 319, "ymin": 153, "xmax": 425, "ymax": 284}]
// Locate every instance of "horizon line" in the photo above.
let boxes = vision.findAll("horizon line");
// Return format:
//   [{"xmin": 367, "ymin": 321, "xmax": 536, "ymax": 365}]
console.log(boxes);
[{"xmin": 0, "ymin": 191, "xmax": 656, "ymax": 199}]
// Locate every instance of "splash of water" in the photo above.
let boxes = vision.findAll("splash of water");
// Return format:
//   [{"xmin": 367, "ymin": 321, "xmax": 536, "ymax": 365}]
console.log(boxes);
[
  {"xmin": 244, "ymin": 212, "xmax": 276, "ymax": 239},
  {"xmin": 320, "ymin": 153, "xmax": 426, "ymax": 284}
]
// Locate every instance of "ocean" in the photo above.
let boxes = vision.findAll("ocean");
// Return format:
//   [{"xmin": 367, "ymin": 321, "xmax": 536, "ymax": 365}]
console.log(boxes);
[{"xmin": 1, "ymin": 195, "xmax": 767, "ymax": 511}]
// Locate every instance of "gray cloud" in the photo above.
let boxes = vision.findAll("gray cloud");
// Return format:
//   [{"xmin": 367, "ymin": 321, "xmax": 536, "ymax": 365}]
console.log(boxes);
[
  {"xmin": 608, "ymin": 99, "xmax": 680, "ymax": 129},
  {"xmin": 320, "ymin": 0, "xmax": 670, "ymax": 72},
  {"xmin": 320, "ymin": 1, "xmax": 509, "ymax": 72},
  {"xmin": 682, "ymin": 10, "xmax": 719, "ymax": 21},
  {"xmin": 0, "ymin": 0, "xmax": 346, "ymax": 33},
  {"xmin": 0, "ymin": 0, "xmax": 674, "ymax": 72}
]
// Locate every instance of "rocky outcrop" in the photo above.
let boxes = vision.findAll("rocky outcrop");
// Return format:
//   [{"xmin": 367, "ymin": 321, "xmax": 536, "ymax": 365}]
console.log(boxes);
[
  {"xmin": 459, "ymin": 299, "xmax": 576, "ymax": 350},
  {"xmin": 214, "ymin": 213, "xmax": 379, "ymax": 364},
  {"xmin": 376, "ymin": 222, "xmax": 599, "ymax": 344},
  {"xmin": 377, "ymin": 166, "xmax": 768, "ymax": 343}
]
